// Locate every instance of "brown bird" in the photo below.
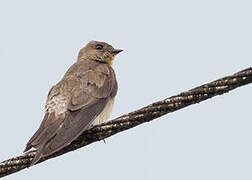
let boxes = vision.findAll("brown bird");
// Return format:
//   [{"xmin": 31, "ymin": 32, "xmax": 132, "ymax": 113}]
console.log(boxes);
[{"xmin": 24, "ymin": 41, "xmax": 122, "ymax": 166}]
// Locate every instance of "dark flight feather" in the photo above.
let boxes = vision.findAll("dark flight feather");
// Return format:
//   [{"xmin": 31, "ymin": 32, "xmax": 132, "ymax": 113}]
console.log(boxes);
[{"xmin": 42, "ymin": 98, "xmax": 108, "ymax": 156}]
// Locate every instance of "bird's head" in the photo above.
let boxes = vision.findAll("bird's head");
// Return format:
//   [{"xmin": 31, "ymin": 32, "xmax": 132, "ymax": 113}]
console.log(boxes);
[{"xmin": 78, "ymin": 41, "xmax": 123, "ymax": 65}]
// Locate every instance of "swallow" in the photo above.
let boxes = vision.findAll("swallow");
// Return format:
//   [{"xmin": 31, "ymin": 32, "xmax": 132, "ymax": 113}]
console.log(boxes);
[{"xmin": 24, "ymin": 41, "xmax": 122, "ymax": 166}]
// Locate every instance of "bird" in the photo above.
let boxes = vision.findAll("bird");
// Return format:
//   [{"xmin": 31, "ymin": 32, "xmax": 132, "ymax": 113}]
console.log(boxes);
[{"xmin": 24, "ymin": 41, "xmax": 123, "ymax": 166}]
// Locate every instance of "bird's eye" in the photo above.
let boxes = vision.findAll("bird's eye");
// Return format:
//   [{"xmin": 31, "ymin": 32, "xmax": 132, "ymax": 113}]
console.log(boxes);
[{"xmin": 96, "ymin": 44, "xmax": 103, "ymax": 50}]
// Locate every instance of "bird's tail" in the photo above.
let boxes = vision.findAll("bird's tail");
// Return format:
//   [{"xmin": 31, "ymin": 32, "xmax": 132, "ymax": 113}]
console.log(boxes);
[
  {"xmin": 29, "ymin": 142, "xmax": 46, "ymax": 167},
  {"xmin": 29, "ymin": 132, "xmax": 57, "ymax": 167}
]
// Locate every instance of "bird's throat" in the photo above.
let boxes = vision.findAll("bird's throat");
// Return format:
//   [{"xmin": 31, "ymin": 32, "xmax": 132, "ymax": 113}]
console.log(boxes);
[{"xmin": 107, "ymin": 60, "xmax": 113, "ymax": 66}]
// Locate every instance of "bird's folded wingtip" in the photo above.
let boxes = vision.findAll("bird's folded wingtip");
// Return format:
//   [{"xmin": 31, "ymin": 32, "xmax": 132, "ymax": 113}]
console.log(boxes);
[{"xmin": 24, "ymin": 144, "xmax": 31, "ymax": 153}]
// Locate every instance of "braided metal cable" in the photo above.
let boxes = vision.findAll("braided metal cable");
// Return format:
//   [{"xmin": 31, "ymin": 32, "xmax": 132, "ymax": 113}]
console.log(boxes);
[{"xmin": 1, "ymin": 67, "xmax": 252, "ymax": 178}]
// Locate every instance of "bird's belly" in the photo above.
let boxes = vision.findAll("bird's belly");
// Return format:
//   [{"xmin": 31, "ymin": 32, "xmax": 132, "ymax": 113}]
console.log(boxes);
[{"xmin": 91, "ymin": 98, "xmax": 115, "ymax": 126}]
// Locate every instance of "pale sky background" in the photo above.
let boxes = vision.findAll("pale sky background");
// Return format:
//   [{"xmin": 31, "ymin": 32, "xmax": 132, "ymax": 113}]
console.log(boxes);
[{"xmin": 0, "ymin": 0, "xmax": 252, "ymax": 179}]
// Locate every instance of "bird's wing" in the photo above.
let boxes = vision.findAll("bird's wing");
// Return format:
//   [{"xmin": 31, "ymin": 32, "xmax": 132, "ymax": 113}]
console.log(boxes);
[
  {"xmin": 25, "ymin": 63, "xmax": 117, "ymax": 164},
  {"xmin": 42, "ymin": 64, "xmax": 117, "ymax": 156},
  {"xmin": 68, "ymin": 64, "xmax": 117, "ymax": 110}
]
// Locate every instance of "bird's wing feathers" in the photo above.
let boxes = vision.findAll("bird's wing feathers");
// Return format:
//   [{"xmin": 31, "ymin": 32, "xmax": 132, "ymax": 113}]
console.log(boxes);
[
  {"xmin": 68, "ymin": 65, "xmax": 115, "ymax": 110},
  {"xmin": 42, "ymin": 98, "xmax": 108, "ymax": 156},
  {"xmin": 24, "ymin": 112, "xmax": 63, "ymax": 152},
  {"xmin": 25, "ymin": 63, "xmax": 117, "ymax": 164}
]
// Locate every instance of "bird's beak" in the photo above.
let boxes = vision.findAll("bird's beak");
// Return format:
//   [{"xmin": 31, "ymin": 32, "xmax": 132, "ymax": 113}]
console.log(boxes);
[{"xmin": 109, "ymin": 49, "xmax": 123, "ymax": 54}]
